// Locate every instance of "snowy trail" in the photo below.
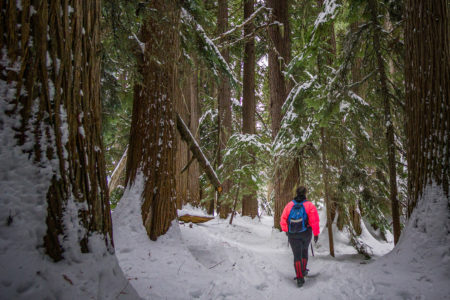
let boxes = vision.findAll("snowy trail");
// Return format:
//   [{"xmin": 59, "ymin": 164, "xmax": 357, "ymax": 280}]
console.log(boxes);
[
  {"xmin": 113, "ymin": 186, "xmax": 449, "ymax": 300},
  {"xmin": 113, "ymin": 200, "xmax": 400, "ymax": 299},
  {"xmin": 178, "ymin": 216, "xmax": 376, "ymax": 300}
]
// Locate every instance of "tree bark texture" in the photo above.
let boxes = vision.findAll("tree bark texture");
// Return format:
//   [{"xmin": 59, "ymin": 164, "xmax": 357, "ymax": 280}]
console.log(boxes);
[
  {"xmin": 405, "ymin": 0, "xmax": 449, "ymax": 211},
  {"xmin": 217, "ymin": 0, "xmax": 232, "ymax": 218},
  {"xmin": 321, "ymin": 128, "xmax": 335, "ymax": 257},
  {"xmin": 126, "ymin": 0, "xmax": 179, "ymax": 241},
  {"xmin": 188, "ymin": 66, "xmax": 201, "ymax": 206},
  {"xmin": 368, "ymin": 0, "xmax": 401, "ymax": 244},
  {"xmin": 266, "ymin": 0, "xmax": 297, "ymax": 230},
  {"xmin": 241, "ymin": 0, "xmax": 258, "ymax": 218},
  {"xmin": 175, "ymin": 64, "xmax": 190, "ymax": 209},
  {"xmin": 0, "ymin": 0, "xmax": 112, "ymax": 261}
]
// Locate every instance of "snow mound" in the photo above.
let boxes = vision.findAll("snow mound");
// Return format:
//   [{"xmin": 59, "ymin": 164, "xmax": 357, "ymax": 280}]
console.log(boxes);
[
  {"xmin": 0, "ymin": 64, "xmax": 138, "ymax": 300},
  {"xmin": 364, "ymin": 183, "xmax": 450, "ymax": 299}
]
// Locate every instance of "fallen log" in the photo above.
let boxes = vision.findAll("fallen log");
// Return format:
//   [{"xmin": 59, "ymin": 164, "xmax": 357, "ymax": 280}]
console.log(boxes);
[
  {"xmin": 176, "ymin": 113, "xmax": 222, "ymax": 193},
  {"xmin": 178, "ymin": 214, "xmax": 214, "ymax": 224}
]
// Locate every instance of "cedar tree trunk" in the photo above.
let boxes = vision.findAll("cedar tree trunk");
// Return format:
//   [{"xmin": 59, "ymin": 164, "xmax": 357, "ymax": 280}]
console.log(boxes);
[
  {"xmin": 267, "ymin": 0, "xmax": 296, "ymax": 229},
  {"xmin": 405, "ymin": 0, "xmax": 449, "ymax": 209},
  {"xmin": 241, "ymin": 0, "xmax": 258, "ymax": 218},
  {"xmin": 126, "ymin": 0, "xmax": 179, "ymax": 241},
  {"xmin": 217, "ymin": 0, "xmax": 232, "ymax": 218},
  {"xmin": 0, "ymin": 0, "xmax": 112, "ymax": 261}
]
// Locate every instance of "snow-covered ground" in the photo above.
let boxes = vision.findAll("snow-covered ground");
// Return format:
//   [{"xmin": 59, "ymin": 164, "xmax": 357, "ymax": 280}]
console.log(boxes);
[
  {"xmin": 0, "ymin": 71, "xmax": 139, "ymax": 300},
  {"xmin": 112, "ymin": 183, "xmax": 450, "ymax": 300}
]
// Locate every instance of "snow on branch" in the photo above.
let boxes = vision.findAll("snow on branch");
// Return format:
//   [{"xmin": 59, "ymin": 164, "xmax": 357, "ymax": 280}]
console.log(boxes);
[
  {"xmin": 313, "ymin": 0, "xmax": 341, "ymax": 31},
  {"xmin": 181, "ymin": 8, "xmax": 241, "ymax": 87},
  {"xmin": 130, "ymin": 33, "xmax": 145, "ymax": 54},
  {"xmin": 212, "ymin": 5, "xmax": 270, "ymax": 42}
]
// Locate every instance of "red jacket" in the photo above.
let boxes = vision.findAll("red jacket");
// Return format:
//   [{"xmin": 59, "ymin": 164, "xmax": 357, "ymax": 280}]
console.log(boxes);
[{"xmin": 280, "ymin": 200, "xmax": 320, "ymax": 236}]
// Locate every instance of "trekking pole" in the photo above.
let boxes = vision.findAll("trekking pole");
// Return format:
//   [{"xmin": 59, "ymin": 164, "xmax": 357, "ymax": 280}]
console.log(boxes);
[{"xmin": 310, "ymin": 243, "xmax": 314, "ymax": 257}]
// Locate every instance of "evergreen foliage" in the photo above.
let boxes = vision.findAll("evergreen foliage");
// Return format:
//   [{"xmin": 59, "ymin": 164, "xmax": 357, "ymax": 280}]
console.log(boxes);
[{"xmin": 101, "ymin": 0, "xmax": 410, "ymax": 252}]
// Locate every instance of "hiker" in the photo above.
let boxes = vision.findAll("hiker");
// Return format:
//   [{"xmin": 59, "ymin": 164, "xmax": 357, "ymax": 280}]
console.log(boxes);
[{"xmin": 280, "ymin": 186, "xmax": 320, "ymax": 287}]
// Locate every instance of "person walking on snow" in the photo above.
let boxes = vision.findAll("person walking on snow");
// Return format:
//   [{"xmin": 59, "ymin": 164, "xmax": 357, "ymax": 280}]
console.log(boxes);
[{"xmin": 280, "ymin": 186, "xmax": 320, "ymax": 287}]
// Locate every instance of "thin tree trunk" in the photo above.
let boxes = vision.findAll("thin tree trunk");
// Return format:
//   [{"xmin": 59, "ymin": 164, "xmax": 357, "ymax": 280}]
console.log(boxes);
[
  {"xmin": 405, "ymin": 0, "xmax": 449, "ymax": 209},
  {"xmin": 229, "ymin": 178, "xmax": 241, "ymax": 225},
  {"xmin": 241, "ymin": 0, "xmax": 258, "ymax": 218},
  {"xmin": 349, "ymin": 21, "xmax": 364, "ymax": 236},
  {"xmin": 1, "ymin": 0, "xmax": 112, "ymax": 261},
  {"xmin": 368, "ymin": 0, "xmax": 401, "ymax": 244},
  {"xmin": 217, "ymin": 0, "xmax": 232, "ymax": 219},
  {"xmin": 126, "ymin": 0, "xmax": 179, "ymax": 241},
  {"xmin": 206, "ymin": 78, "xmax": 217, "ymax": 216},
  {"xmin": 321, "ymin": 128, "xmax": 335, "ymax": 257}
]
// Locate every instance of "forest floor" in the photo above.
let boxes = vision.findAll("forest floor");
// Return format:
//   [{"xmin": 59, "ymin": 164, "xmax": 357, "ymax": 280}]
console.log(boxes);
[{"xmin": 112, "ymin": 183, "xmax": 450, "ymax": 300}]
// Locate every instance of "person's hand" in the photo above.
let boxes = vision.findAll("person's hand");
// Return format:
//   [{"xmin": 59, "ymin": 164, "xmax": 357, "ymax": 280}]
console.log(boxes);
[{"xmin": 314, "ymin": 235, "xmax": 318, "ymax": 243}]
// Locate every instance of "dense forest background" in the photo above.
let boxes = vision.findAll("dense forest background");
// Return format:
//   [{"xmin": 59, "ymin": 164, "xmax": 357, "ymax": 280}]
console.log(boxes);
[
  {"xmin": 102, "ymin": 0, "xmax": 409, "ymax": 253},
  {"xmin": 0, "ymin": 0, "xmax": 448, "ymax": 298}
]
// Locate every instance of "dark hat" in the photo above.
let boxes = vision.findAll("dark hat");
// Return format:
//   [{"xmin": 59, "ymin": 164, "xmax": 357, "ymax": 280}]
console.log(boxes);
[{"xmin": 296, "ymin": 186, "xmax": 307, "ymax": 197}]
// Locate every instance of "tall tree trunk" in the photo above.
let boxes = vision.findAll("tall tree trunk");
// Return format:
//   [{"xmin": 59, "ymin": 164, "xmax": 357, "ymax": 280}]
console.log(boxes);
[
  {"xmin": 188, "ymin": 64, "xmax": 201, "ymax": 206},
  {"xmin": 316, "ymin": 0, "xmax": 336, "ymax": 256},
  {"xmin": 206, "ymin": 77, "xmax": 218, "ymax": 216},
  {"xmin": 126, "ymin": 0, "xmax": 179, "ymax": 241},
  {"xmin": 321, "ymin": 128, "xmax": 335, "ymax": 257},
  {"xmin": 350, "ymin": 22, "xmax": 367, "ymax": 100},
  {"xmin": 241, "ymin": 0, "xmax": 258, "ymax": 218},
  {"xmin": 175, "ymin": 64, "xmax": 191, "ymax": 209},
  {"xmin": 0, "ymin": 0, "xmax": 112, "ymax": 260},
  {"xmin": 267, "ymin": 0, "xmax": 296, "ymax": 229},
  {"xmin": 349, "ymin": 21, "xmax": 364, "ymax": 236},
  {"xmin": 405, "ymin": 0, "xmax": 449, "ymax": 209},
  {"xmin": 217, "ymin": 0, "xmax": 232, "ymax": 219},
  {"xmin": 368, "ymin": 0, "xmax": 401, "ymax": 244}
]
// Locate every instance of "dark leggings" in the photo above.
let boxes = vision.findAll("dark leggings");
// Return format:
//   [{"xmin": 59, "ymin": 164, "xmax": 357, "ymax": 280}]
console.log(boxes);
[{"xmin": 288, "ymin": 228, "xmax": 312, "ymax": 278}]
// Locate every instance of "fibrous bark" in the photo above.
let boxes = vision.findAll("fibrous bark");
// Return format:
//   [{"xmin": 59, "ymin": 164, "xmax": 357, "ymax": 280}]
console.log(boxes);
[
  {"xmin": 267, "ymin": 0, "xmax": 296, "ymax": 229},
  {"xmin": 126, "ymin": 0, "xmax": 179, "ymax": 241},
  {"xmin": 187, "ymin": 66, "xmax": 201, "ymax": 206},
  {"xmin": 175, "ymin": 64, "xmax": 191, "ymax": 209},
  {"xmin": 405, "ymin": 0, "xmax": 449, "ymax": 210},
  {"xmin": 217, "ymin": 0, "xmax": 232, "ymax": 219},
  {"xmin": 0, "ymin": 0, "xmax": 112, "ymax": 261}
]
